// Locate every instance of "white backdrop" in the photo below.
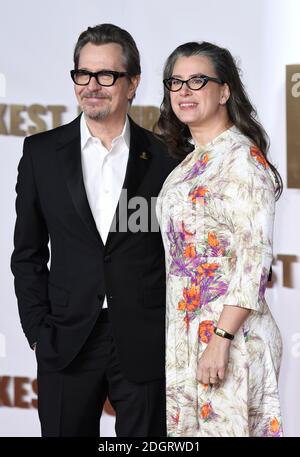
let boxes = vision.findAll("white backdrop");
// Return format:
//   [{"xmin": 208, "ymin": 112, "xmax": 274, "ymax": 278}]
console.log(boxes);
[{"xmin": 1, "ymin": 0, "xmax": 299, "ymax": 437}]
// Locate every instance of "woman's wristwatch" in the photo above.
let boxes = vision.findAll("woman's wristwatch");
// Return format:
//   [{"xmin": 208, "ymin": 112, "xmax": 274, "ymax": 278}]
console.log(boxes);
[{"xmin": 214, "ymin": 326, "xmax": 234, "ymax": 340}]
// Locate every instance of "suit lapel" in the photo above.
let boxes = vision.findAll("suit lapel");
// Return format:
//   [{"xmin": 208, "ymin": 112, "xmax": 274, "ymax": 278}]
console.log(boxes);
[
  {"xmin": 106, "ymin": 118, "xmax": 152, "ymax": 247},
  {"xmin": 56, "ymin": 115, "xmax": 152, "ymax": 248},
  {"xmin": 122, "ymin": 118, "xmax": 151, "ymax": 201},
  {"xmin": 56, "ymin": 115, "xmax": 103, "ymax": 246}
]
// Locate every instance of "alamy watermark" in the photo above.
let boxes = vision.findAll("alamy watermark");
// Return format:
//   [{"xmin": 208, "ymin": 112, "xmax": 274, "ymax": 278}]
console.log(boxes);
[
  {"xmin": 109, "ymin": 189, "xmax": 205, "ymax": 238},
  {"xmin": 291, "ymin": 72, "xmax": 300, "ymax": 98}
]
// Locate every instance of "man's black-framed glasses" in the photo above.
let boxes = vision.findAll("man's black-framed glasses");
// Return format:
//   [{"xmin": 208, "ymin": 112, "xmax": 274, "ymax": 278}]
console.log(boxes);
[
  {"xmin": 163, "ymin": 75, "xmax": 224, "ymax": 92},
  {"xmin": 70, "ymin": 69, "xmax": 129, "ymax": 86}
]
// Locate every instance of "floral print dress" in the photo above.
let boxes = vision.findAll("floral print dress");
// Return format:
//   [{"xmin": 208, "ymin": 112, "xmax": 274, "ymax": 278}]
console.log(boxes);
[{"xmin": 156, "ymin": 126, "xmax": 283, "ymax": 437}]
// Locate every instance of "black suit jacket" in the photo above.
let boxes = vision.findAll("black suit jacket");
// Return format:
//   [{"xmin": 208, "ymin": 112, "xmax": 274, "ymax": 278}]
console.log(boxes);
[{"xmin": 11, "ymin": 115, "xmax": 179, "ymax": 383}]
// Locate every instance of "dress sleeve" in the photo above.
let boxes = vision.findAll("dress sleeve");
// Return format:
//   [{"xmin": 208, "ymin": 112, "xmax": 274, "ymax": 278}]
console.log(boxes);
[{"xmin": 221, "ymin": 149, "xmax": 276, "ymax": 313}]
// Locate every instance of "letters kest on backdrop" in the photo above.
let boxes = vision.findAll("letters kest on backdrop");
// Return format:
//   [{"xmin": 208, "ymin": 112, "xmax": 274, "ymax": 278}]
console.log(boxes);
[{"xmin": 0, "ymin": 104, "xmax": 160, "ymax": 137}]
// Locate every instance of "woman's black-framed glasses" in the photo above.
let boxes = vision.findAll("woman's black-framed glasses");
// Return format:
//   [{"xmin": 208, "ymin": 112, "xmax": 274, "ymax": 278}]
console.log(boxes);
[
  {"xmin": 163, "ymin": 75, "xmax": 224, "ymax": 92},
  {"xmin": 70, "ymin": 69, "xmax": 129, "ymax": 86}
]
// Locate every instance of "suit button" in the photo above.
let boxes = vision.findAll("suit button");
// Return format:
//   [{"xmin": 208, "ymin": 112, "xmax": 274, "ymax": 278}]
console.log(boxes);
[{"xmin": 104, "ymin": 255, "xmax": 111, "ymax": 263}]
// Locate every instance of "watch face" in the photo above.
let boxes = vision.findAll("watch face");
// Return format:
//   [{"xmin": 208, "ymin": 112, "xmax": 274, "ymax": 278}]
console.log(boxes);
[{"xmin": 215, "ymin": 327, "xmax": 233, "ymax": 339}]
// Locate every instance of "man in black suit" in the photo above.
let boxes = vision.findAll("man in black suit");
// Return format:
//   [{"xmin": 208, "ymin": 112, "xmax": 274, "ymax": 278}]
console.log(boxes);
[{"xmin": 11, "ymin": 24, "xmax": 178, "ymax": 437}]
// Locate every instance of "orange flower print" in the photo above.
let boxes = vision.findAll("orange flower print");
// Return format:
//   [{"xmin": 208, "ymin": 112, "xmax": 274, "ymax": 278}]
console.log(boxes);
[
  {"xmin": 198, "ymin": 320, "xmax": 215, "ymax": 344},
  {"xmin": 207, "ymin": 231, "xmax": 225, "ymax": 256},
  {"xmin": 200, "ymin": 401, "xmax": 217, "ymax": 422},
  {"xmin": 186, "ymin": 282, "xmax": 200, "ymax": 312},
  {"xmin": 270, "ymin": 417, "xmax": 282, "ymax": 436},
  {"xmin": 263, "ymin": 416, "xmax": 282, "ymax": 437},
  {"xmin": 208, "ymin": 231, "xmax": 219, "ymax": 247},
  {"xmin": 177, "ymin": 300, "xmax": 186, "ymax": 311},
  {"xmin": 197, "ymin": 263, "xmax": 219, "ymax": 277},
  {"xmin": 202, "ymin": 153, "xmax": 209, "ymax": 165},
  {"xmin": 177, "ymin": 280, "xmax": 200, "ymax": 313},
  {"xmin": 270, "ymin": 417, "xmax": 280, "ymax": 433},
  {"xmin": 183, "ymin": 152, "xmax": 209, "ymax": 181},
  {"xmin": 250, "ymin": 146, "xmax": 269, "ymax": 169},
  {"xmin": 184, "ymin": 244, "xmax": 197, "ymax": 259},
  {"xmin": 184, "ymin": 313, "xmax": 190, "ymax": 331},
  {"xmin": 189, "ymin": 186, "xmax": 208, "ymax": 204}
]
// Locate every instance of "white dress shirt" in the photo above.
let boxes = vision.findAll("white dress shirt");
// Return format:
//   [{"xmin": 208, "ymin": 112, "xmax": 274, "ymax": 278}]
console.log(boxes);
[{"xmin": 80, "ymin": 114, "xmax": 130, "ymax": 308}]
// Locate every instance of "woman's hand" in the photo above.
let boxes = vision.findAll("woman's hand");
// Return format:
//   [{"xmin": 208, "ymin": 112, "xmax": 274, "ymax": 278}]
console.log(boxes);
[{"xmin": 197, "ymin": 333, "xmax": 231, "ymax": 385}]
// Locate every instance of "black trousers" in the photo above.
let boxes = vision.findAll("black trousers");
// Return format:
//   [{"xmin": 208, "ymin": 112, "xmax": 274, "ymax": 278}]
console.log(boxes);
[{"xmin": 37, "ymin": 310, "xmax": 166, "ymax": 437}]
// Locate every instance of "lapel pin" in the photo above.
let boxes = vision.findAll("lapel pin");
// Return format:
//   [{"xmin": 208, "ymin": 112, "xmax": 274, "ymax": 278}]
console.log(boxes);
[{"xmin": 139, "ymin": 151, "xmax": 149, "ymax": 160}]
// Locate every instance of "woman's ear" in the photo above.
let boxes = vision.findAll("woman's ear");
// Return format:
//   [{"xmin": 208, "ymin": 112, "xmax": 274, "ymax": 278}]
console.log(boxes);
[{"xmin": 220, "ymin": 83, "xmax": 231, "ymax": 105}]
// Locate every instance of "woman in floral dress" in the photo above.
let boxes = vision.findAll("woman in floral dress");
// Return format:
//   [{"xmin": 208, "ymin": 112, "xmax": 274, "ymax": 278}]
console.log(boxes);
[{"xmin": 156, "ymin": 42, "xmax": 283, "ymax": 437}]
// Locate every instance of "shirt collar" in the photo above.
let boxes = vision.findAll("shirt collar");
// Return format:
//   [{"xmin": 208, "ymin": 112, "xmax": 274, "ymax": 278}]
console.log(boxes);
[{"xmin": 80, "ymin": 114, "xmax": 130, "ymax": 151}]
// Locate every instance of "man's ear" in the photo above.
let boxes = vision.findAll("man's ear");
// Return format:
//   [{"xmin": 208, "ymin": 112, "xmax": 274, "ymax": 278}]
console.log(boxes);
[{"xmin": 128, "ymin": 75, "xmax": 140, "ymax": 101}]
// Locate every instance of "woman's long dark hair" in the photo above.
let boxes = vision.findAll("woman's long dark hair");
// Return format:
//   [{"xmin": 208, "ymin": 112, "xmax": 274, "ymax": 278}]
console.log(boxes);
[{"xmin": 157, "ymin": 42, "xmax": 283, "ymax": 200}]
